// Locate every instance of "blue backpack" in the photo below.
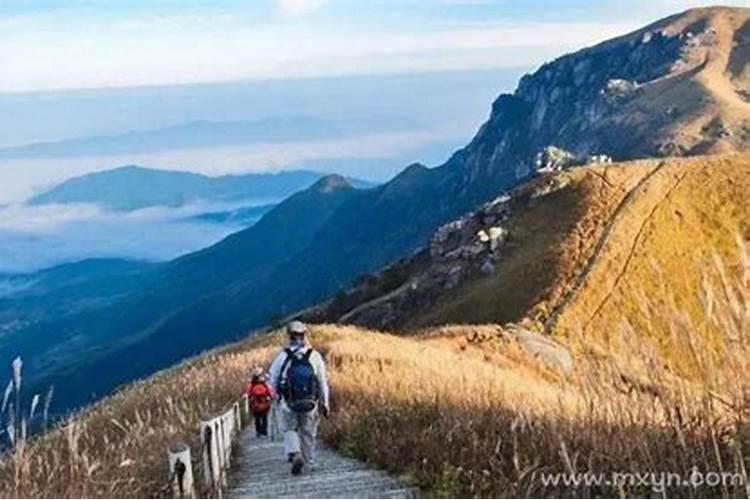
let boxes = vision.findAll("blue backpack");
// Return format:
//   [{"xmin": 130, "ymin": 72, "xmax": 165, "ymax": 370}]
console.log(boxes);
[{"xmin": 280, "ymin": 348, "xmax": 319, "ymax": 413}]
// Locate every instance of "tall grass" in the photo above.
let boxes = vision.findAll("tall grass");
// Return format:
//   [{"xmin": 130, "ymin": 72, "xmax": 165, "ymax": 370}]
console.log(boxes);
[
  {"xmin": 321, "ymin": 243, "xmax": 749, "ymax": 497},
  {"xmin": 0, "ymin": 335, "xmax": 278, "ymax": 498},
  {"xmin": 0, "ymin": 244, "xmax": 746, "ymax": 497}
]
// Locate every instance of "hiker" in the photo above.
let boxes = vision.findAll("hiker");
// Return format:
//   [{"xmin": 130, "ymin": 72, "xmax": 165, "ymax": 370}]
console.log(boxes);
[
  {"xmin": 268, "ymin": 320, "xmax": 330, "ymax": 476},
  {"xmin": 246, "ymin": 366, "xmax": 274, "ymax": 437}
]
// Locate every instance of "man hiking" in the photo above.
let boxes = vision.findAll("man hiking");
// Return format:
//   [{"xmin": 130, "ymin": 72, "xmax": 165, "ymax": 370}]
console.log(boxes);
[{"xmin": 269, "ymin": 320, "xmax": 330, "ymax": 476}]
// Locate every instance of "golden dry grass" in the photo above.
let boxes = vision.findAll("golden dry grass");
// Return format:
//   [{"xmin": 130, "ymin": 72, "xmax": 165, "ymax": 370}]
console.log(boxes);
[
  {"xmin": 555, "ymin": 154, "xmax": 750, "ymax": 375},
  {"xmin": 320, "ymin": 248, "xmax": 749, "ymax": 496},
  {"xmin": 409, "ymin": 154, "xmax": 750, "ymax": 365},
  {"xmin": 0, "ymin": 335, "xmax": 280, "ymax": 498},
  {"xmin": 1, "ymin": 154, "xmax": 748, "ymax": 498},
  {"xmin": 407, "ymin": 160, "xmax": 656, "ymax": 328}
]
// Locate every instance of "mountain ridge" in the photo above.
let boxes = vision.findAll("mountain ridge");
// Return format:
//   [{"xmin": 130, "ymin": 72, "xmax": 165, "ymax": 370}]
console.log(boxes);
[
  {"xmin": 300, "ymin": 152, "xmax": 750, "ymax": 341},
  {"xmin": 28, "ymin": 166, "xmax": 372, "ymax": 211},
  {"xmin": 0, "ymin": 114, "xmax": 419, "ymax": 159}
]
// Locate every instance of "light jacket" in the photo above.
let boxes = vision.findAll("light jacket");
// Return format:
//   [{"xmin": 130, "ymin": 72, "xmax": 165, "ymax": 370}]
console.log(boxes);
[{"xmin": 268, "ymin": 342, "xmax": 330, "ymax": 409}]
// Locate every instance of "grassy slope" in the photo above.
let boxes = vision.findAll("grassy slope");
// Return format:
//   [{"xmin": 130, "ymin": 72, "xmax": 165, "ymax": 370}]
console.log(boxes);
[
  {"xmin": 551, "ymin": 154, "xmax": 750, "ymax": 372},
  {"xmin": 406, "ymin": 160, "xmax": 657, "ymax": 328},
  {"xmin": 408, "ymin": 154, "xmax": 750, "ymax": 356},
  {"xmin": 4, "ymin": 319, "xmax": 745, "ymax": 497}
]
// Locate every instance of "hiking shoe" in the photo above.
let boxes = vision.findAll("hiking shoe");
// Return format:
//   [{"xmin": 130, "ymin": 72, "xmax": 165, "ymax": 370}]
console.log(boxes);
[{"xmin": 291, "ymin": 454, "xmax": 304, "ymax": 476}]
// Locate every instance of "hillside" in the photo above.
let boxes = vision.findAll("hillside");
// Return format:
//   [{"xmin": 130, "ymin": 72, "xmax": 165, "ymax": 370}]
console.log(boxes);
[
  {"xmin": 0, "ymin": 175, "xmax": 360, "ymax": 412},
  {"xmin": 0, "ymin": 259, "xmax": 154, "ymax": 334},
  {"xmin": 2, "ymin": 315, "xmax": 746, "ymax": 497},
  {"xmin": 306, "ymin": 154, "xmax": 750, "ymax": 365},
  {"xmin": 27, "ymin": 166, "xmax": 329, "ymax": 211}
]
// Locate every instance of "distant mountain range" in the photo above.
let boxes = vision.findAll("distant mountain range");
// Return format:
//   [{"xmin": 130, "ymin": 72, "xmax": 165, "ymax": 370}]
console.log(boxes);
[
  {"xmin": 0, "ymin": 115, "xmax": 419, "ymax": 159},
  {"xmin": 187, "ymin": 204, "xmax": 276, "ymax": 225},
  {"xmin": 5, "ymin": 6, "xmax": 750, "ymax": 415},
  {"xmin": 28, "ymin": 166, "xmax": 373, "ymax": 211}
]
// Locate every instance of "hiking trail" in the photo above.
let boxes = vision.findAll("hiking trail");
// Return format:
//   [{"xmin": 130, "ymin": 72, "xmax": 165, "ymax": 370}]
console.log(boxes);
[{"xmin": 226, "ymin": 428, "xmax": 419, "ymax": 499}]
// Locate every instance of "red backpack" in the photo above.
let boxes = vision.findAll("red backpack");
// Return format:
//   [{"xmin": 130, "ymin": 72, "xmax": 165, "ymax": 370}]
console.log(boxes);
[{"xmin": 248, "ymin": 381, "xmax": 272, "ymax": 414}]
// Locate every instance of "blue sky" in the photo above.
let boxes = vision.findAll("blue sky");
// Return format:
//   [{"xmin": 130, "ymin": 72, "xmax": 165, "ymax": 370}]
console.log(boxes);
[
  {"xmin": 0, "ymin": 0, "xmax": 748, "ymax": 271},
  {"xmin": 2, "ymin": 0, "xmax": 745, "ymax": 93}
]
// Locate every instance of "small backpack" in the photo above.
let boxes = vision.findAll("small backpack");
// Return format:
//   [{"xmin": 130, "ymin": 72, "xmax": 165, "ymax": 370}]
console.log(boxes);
[
  {"xmin": 280, "ymin": 348, "xmax": 319, "ymax": 413},
  {"xmin": 248, "ymin": 382, "xmax": 272, "ymax": 414}
]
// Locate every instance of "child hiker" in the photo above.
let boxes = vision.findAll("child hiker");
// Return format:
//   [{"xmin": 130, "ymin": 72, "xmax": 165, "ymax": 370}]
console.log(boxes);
[{"xmin": 246, "ymin": 366, "xmax": 274, "ymax": 437}]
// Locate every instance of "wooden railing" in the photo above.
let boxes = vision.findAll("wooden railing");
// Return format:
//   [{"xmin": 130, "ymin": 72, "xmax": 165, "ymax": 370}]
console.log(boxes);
[{"xmin": 167, "ymin": 395, "xmax": 250, "ymax": 498}]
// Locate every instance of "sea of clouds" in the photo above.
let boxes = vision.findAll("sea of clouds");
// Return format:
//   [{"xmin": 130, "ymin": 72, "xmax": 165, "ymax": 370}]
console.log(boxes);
[{"xmin": 0, "ymin": 201, "xmax": 258, "ymax": 273}]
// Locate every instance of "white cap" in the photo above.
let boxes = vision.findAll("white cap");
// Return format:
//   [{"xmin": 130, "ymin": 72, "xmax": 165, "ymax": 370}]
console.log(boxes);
[{"xmin": 287, "ymin": 320, "xmax": 307, "ymax": 336}]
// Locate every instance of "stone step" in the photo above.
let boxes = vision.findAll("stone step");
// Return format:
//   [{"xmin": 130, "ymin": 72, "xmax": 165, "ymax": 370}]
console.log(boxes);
[
  {"xmin": 228, "ymin": 429, "xmax": 419, "ymax": 499},
  {"xmin": 230, "ymin": 472, "xmax": 403, "ymax": 497},
  {"xmin": 231, "ymin": 463, "xmax": 369, "ymax": 482},
  {"xmin": 231, "ymin": 469, "xmax": 398, "ymax": 490},
  {"xmin": 269, "ymin": 486, "xmax": 420, "ymax": 499},
  {"xmin": 231, "ymin": 479, "xmax": 406, "ymax": 499},
  {"xmin": 233, "ymin": 452, "xmax": 361, "ymax": 465},
  {"xmin": 231, "ymin": 460, "xmax": 367, "ymax": 476},
  {"xmin": 296, "ymin": 487, "xmax": 421, "ymax": 499}
]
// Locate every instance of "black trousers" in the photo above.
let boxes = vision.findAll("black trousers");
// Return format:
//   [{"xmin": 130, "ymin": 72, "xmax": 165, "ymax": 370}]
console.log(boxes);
[{"xmin": 254, "ymin": 411, "xmax": 269, "ymax": 436}]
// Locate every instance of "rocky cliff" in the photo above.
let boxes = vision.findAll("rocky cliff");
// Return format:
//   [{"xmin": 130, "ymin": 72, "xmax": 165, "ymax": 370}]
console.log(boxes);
[{"xmin": 437, "ymin": 6, "xmax": 750, "ymax": 207}]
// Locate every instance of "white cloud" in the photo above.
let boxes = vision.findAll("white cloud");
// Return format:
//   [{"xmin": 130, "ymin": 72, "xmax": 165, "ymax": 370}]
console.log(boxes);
[
  {"xmin": 0, "ymin": 7, "xmax": 637, "ymax": 93},
  {"xmin": 1, "ymin": 0, "xmax": 744, "ymax": 93},
  {"xmin": 0, "ymin": 125, "xmax": 461, "ymax": 203},
  {"xmin": 0, "ymin": 201, "xmax": 252, "ymax": 272},
  {"xmin": 276, "ymin": 0, "xmax": 326, "ymax": 17}
]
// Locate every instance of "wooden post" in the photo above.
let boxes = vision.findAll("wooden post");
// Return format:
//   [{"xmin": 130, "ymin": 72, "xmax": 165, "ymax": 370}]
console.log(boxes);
[
  {"xmin": 241, "ymin": 394, "xmax": 250, "ymax": 425},
  {"xmin": 221, "ymin": 409, "xmax": 232, "ymax": 464},
  {"xmin": 214, "ymin": 419, "xmax": 227, "ymax": 487},
  {"xmin": 233, "ymin": 402, "xmax": 241, "ymax": 432},
  {"xmin": 200, "ymin": 417, "xmax": 222, "ymax": 493},
  {"xmin": 168, "ymin": 442, "xmax": 195, "ymax": 498},
  {"xmin": 196, "ymin": 400, "xmax": 247, "ymax": 496}
]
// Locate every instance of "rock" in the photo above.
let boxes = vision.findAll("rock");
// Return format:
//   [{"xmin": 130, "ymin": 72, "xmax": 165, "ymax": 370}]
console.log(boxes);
[
  {"xmin": 535, "ymin": 146, "xmax": 581, "ymax": 172},
  {"xmin": 430, "ymin": 219, "xmax": 466, "ymax": 258},
  {"xmin": 601, "ymin": 79, "xmax": 638, "ymax": 100},
  {"xmin": 477, "ymin": 226, "xmax": 507, "ymax": 252},
  {"xmin": 488, "ymin": 226, "xmax": 505, "ymax": 241},
  {"xmin": 587, "ymin": 154, "xmax": 612, "ymax": 164},
  {"xmin": 507, "ymin": 325, "xmax": 574, "ymax": 374}
]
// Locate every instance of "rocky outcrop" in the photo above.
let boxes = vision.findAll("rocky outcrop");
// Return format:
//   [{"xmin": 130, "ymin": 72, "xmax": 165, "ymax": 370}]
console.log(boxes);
[
  {"xmin": 452, "ymin": 323, "xmax": 574, "ymax": 375},
  {"xmin": 536, "ymin": 146, "xmax": 581, "ymax": 172},
  {"xmin": 304, "ymin": 171, "xmax": 573, "ymax": 329},
  {"xmin": 536, "ymin": 146, "xmax": 612, "ymax": 173},
  {"xmin": 506, "ymin": 325, "xmax": 574, "ymax": 375}
]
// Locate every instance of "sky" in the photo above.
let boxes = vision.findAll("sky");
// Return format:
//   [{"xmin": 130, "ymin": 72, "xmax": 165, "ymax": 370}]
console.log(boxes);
[
  {"xmin": 1, "ymin": 0, "xmax": 748, "ymax": 272},
  {"xmin": 2, "ymin": 0, "xmax": 746, "ymax": 94}
]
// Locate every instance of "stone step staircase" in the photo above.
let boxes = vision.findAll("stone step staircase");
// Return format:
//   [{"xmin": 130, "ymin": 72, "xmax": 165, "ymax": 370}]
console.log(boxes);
[{"xmin": 226, "ymin": 431, "xmax": 419, "ymax": 499}]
